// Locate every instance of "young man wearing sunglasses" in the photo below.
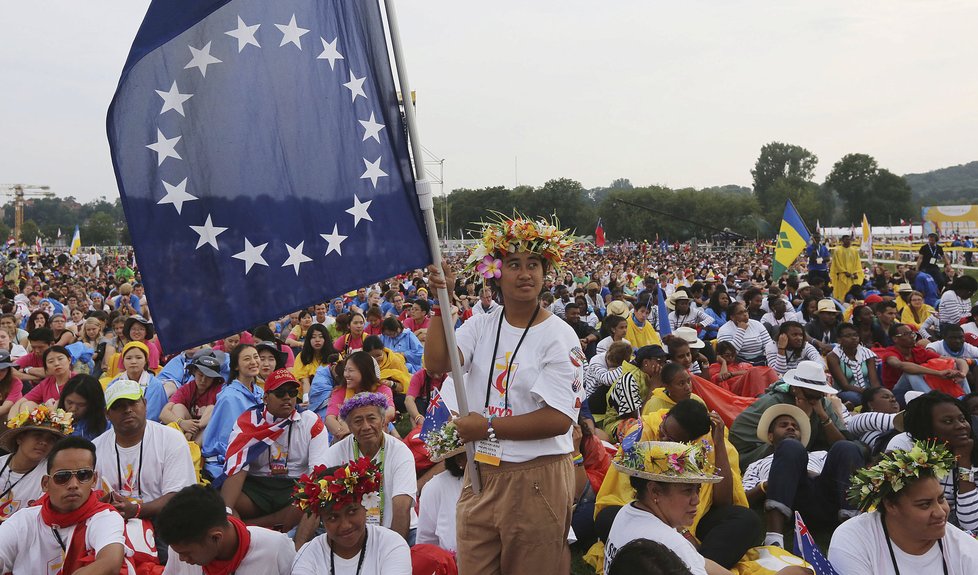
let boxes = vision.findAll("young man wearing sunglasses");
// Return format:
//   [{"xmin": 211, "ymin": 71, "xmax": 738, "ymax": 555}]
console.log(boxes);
[
  {"xmin": 0, "ymin": 436, "xmax": 129, "ymax": 573},
  {"xmin": 220, "ymin": 369, "xmax": 328, "ymax": 533}
]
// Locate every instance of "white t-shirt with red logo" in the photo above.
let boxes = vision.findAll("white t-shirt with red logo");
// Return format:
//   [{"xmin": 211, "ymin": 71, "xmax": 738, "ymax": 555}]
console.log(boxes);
[
  {"xmin": 0, "ymin": 506, "xmax": 131, "ymax": 575},
  {"xmin": 92, "ymin": 421, "xmax": 197, "ymax": 503},
  {"xmin": 440, "ymin": 308, "xmax": 584, "ymax": 463}
]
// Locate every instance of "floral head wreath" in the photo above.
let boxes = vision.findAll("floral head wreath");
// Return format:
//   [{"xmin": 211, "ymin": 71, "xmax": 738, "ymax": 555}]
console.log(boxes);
[
  {"xmin": 291, "ymin": 457, "xmax": 382, "ymax": 515},
  {"xmin": 463, "ymin": 212, "xmax": 576, "ymax": 279},
  {"xmin": 339, "ymin": 392, "xmax": 389, "ymax": 420},
  {"xmin": 422, "ymin": 421, "xmax": 464, "ymax": 462},
  {"xmin": 612, "ymin": 440, "xmax": 721, "ymax": 484},
  {"xmin": 7, "ymin": 405, "xmax": 74, "ymax": 436},
  {"xmin": 849, "ymin": 439, "xmax": 955, "ymax": 512}
]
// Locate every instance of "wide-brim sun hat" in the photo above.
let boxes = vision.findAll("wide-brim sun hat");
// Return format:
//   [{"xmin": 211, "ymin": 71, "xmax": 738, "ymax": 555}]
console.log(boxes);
[
  {"xmin": 665, "ymin": 291, "xmax": 690, "ymax": 312},
  {"xmin": 606, "ymin": 300, "xmax": 630, "ymax": 318},
  {"xmin": 756, "ymin": 404, "xmax": 812, "ymax": 445},
  {"xmin": 783, "ymin": 361, "xmax": 838, "ymax": 395},
  {"xmin": 896, "ymin": 283, "xmax": 913, "ymax": 293},
  {"xmin": 0, "ymin": 349, "xmax": 15, "ymax": 371},
  {"xmin": 123, "ymin": 315, "xmax": 155, "ymax": 340},
  {"xmin": 816, "ymin": 299, "xmax": 838, "ymax": 314},
  {"xmin": 1, "ymin": 407, "xmax": 74, "ymax": 452},
  {"xmin": 612, "ymin": 441, "xmax": 722, "ymax": 484},
  {"xmin": 673, "ymin": 326, "xmax": 705, "ymax": 349}
]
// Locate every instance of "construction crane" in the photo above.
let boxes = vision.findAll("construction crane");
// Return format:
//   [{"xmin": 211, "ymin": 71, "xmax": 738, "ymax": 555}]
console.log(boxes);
[{"xmin": 0, "ymin": 184, "xmax": 54, "ymax": 242}]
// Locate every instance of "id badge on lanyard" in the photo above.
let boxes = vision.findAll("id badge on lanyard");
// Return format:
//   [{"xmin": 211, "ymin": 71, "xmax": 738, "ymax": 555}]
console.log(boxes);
[{"xmin": 474, "ymin": 409, "xmax": 502, "ymax": 466}]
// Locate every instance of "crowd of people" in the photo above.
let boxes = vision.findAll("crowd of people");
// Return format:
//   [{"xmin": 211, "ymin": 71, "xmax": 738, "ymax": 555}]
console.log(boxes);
[{"xmin": 0, "ymin": 222, "xmax": 973, "ymax": 574}]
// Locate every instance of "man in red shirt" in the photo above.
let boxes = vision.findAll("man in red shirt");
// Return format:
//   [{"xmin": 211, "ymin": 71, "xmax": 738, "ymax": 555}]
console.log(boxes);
[
  {"xmin": 878, "ymin": 322, "xmax": 970, "ymax": 405},
  {"xmin": 12, "ymin": 327, "xmax": 54, "ymax": 383}
]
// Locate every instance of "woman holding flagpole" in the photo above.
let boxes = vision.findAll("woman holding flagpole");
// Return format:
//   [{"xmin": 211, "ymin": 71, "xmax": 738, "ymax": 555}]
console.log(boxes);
[{"xmin": 425, "ymin": 214, "xmax": 584, "ymax": 574}]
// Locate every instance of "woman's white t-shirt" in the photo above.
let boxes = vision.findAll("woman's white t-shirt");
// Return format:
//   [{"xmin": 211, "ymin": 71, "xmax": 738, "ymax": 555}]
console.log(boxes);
[
  {"xmin": 416, "ymin": 470, "xmax": 462, "ymax": 552},
  {"xmin": 292, "ymin": 524, "xmax": 411, "ymax": 575},
  {"xmin": 0, "ymin": 454, "xmax": 46, "ymax": 522},
  {"xmin": 605, "ymin": 503, "xmax": 707, "ymax": 575},
  {"xmin": 441, "ymin": 308, "xmax": 584, "ymax": 463},
  {"xmin": 829, "ymin": 511, "xmax": 978, "ymax": 575}
]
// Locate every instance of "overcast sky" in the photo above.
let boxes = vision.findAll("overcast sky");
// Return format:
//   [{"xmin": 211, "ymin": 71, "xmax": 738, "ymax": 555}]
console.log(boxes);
[{"xmin": 1, "ymin": 1, "xmax": 976, "ymax": 202}]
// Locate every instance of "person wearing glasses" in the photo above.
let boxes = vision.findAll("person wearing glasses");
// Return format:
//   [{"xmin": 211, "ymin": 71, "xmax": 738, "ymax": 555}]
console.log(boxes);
[
  {"xmin": 730, "ymin": 360, "xmax": 853, "ymax": 470},
  {"xmin": 0, "ymin": 437, "xmax": 128, "ymax": 574},
  {"xmin": 879, "ymin": 323, "xmax": 971, "ymax": 405},
  {"xmin": 92, "ymin": 380, "xmax": 197, "ymax": 553},
  {"xmin": 220, "ymin": 369, "xmax": 328, "ymax": 533}
]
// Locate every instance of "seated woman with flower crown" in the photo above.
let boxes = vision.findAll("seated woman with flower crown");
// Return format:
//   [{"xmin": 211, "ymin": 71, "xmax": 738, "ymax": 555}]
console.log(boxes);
[
  {"xmin": 829, "ymin": 440, "xmax": 978, "ymax": 574},
  {"xmin": 606, "ymin": 440, "xmax": 808, "ymax": 575}
]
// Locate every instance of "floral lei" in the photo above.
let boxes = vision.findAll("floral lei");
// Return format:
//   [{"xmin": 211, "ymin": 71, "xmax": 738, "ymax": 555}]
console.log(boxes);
[
  {"xmin": 291, "ymin": 457, "xmax": 382, "ymax": 515},
  {"xmin": 848, "ymin": 439, "xmax": 955, "ymax": 512},
  {"xmin": 464, "ymin": 212, "xmax": 576, "ymax": 279},
  {"xmin": 8, "ymin": 405, "xmax": 74, "ymax": 435}
]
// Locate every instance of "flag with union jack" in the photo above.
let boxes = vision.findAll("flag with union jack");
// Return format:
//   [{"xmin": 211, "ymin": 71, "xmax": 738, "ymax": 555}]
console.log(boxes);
[
  {"xmin": 223, "ymin": 405, "xmax": 314, "ymax": 479},
  {"xmin": 794, "ymin": 512, "xmax": 839, "ymax": 575},
  {"xmin": 420, "ymin": 386, "xmax": 452, "ymax": 441}
]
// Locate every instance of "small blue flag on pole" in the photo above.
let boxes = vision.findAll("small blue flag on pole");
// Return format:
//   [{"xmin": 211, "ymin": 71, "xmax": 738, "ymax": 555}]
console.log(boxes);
[
  {"xmin": 420, "ymin": 387, "xmax": 452, "ymax": 441},
  {"xmin": 108, "ymin": 0, "xmax": 431, "ymax": 351},
  {"xmin": 794, "ymin": 512, "xmax": 839, "ymax": 575}
]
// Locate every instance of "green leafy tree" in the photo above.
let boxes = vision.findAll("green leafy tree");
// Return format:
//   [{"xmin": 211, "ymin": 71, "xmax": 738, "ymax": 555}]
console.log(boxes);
[
  {"xmin": 20, "ymin": 220, "xmax": 40, "ymax": 245},
  {"xmin": 867, "ymin": 169, "xmax": 915, "ymax": 222},
  {"xmin": 824, "ymin": 153, "xmax": 879, "ymax": 223},
  {"xmin": 82, "ymin": 212, "xmax": 118, "ymax": 245},
  {"xmin": 751, "ymin": 142, "xmax": 818, "ymax": 221}
]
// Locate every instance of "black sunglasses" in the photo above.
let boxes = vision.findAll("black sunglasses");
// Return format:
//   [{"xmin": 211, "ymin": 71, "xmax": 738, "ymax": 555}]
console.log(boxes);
[
  {"xmin": 270, "ymin": 387, "xmax": 300, "ymax": 399},
  {"xmin": 50, "ymin": 468, "xmax": 95, "ymax": 485}
]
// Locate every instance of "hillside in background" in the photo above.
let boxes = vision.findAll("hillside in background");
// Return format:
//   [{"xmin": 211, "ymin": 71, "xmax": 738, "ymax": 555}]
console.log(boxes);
[{"xmin": 904, "ymin": 161, "xmax": 978, "ymax": 205}]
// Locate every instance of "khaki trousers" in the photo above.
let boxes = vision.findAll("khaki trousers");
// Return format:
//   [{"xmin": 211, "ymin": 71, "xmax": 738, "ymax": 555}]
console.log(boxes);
[{"xmin": 456, "ymin": 453, "xmax": 574, "ymax": 575}]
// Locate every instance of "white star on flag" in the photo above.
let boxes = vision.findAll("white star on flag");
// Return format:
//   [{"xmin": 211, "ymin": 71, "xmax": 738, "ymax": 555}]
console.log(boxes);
[
  {"xmin": 184, "ymin": 42, "xmax": 222, "ymax": 77},
  {"xmin": 346, "ymin": 195, "xmax": 373, "ymax": 227},
  {"xmin": 281, "ymin": 241, "xmax": 313, "ymax": 275},
  {"xmin": 358, "ymin": 112, "xmax": 385, "ymax": 143},
  {"xmin": 343, "ymin": 70, "xmax": 367, "ymax": 102},
  {"xmin": 190, "ymin": 215, "xmax": 227, "ymax": 250},
  {"xmin": 317, "ymin": 37, "xmax": 344, "ymax": 70},
  {"xmin": 275, "ymin": 14, "xmax": 309, "ymax": 49},
  {"xmin": 320, "ymin": 224, "xmax": 348, "ymax": 256},
  {"xmin": 158, "ymin": 178, "xmax": 198, "ymax": 214},
  {"xmin": 146, "ymin": 129, "xmax": 182, "ymax": 166},
  {"xmin": 155, "ymin": 81, "xmax": 193, "ymax": 117},
  {"xmin": 232, "ymin": 238, "xmax": 269, "ymax": 273},
  {"xmin": 225, "ymin": 16, "xmax": 261, "ymax": 52},
  {"xmin": 360, "ymin": 157, "xmax": 388, "ymax": 188}
]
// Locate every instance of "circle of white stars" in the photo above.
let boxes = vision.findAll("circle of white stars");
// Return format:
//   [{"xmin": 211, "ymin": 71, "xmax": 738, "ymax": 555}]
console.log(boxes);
[{"xmin": 148, "ymin": 12, "xmax": 389, "ymax": 276}]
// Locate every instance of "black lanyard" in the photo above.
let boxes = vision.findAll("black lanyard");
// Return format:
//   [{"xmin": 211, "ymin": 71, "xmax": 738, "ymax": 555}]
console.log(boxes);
[
  {"xmin": 329, "ymin": 524, "xmax": 368, "ymax": 575},
  {"xmin": 0, "ymin": 457, "xmax": 38, "ymax": 504},
  {"xmin": 51, "ymin": 526, "xmax": 67, "ymax": 552},
  {"xmin": 115, "ymin": 439, "xmax": 144, "ymax": 498},
  {"xmin": 881, "ymin": 516, "xmax": 948, "ymax": 575},
  {"xmin": 484, "ymin": 306, "xmax": 539, "ymax": 412}
]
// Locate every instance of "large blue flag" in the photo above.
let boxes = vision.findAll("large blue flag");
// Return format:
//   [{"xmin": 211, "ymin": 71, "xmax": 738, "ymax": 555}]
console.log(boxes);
[{"xmin": 108, "ymin": 0, "xmax": 431, "ymax": 351}]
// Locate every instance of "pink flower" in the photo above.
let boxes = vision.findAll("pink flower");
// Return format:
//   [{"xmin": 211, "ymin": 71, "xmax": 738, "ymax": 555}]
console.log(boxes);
[{"xmin": 476, "ymin": 256, "xmax": 502, "ymax": 280}]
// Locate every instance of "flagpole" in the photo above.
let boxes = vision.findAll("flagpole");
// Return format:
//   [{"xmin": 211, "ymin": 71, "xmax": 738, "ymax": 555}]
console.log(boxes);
[{"xmin": 382, "ymin": 0, "xmax": 481, "ymax": 493}]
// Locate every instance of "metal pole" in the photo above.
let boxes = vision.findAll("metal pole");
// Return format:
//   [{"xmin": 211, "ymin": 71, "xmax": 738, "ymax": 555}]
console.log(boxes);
[{"xmin": 382, "ymin": 0, "xmax": 481, "ymax": 493}]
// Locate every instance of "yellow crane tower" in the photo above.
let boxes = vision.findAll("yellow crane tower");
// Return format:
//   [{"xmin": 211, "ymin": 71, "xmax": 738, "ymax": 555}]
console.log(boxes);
[{"xmin": 0, "ymin": 184, "xmax": 54, "ymax": 242}]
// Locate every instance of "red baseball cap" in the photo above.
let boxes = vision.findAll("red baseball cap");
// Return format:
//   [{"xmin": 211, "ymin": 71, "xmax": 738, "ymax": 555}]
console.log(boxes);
[
  {"xmin": 264, "ymin": 368, "xmax": 299, "ymax": 392},
  {"xmin": 863, "ymin": 294, "xmax": 884, "ymax": 305}
]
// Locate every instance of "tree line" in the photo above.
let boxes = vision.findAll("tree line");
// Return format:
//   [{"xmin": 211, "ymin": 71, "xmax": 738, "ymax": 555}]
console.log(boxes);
[
  {"xmin": 434, "ymin": 142, "xmax": 918, "ymax": 242},
  {"xmin": 4, "ymin": 197, "xmax": 128, "ymax": 247}
]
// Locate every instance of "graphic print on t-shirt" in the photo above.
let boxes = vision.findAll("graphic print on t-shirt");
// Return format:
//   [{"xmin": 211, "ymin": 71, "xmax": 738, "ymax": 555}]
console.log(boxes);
[
  {"xmin": 121, "ymin": 463, "xmax": 137, "ymax": 496},
  {"xmin": 490, "ymin": 351, "xmax": 519, "ymax": 406}
]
